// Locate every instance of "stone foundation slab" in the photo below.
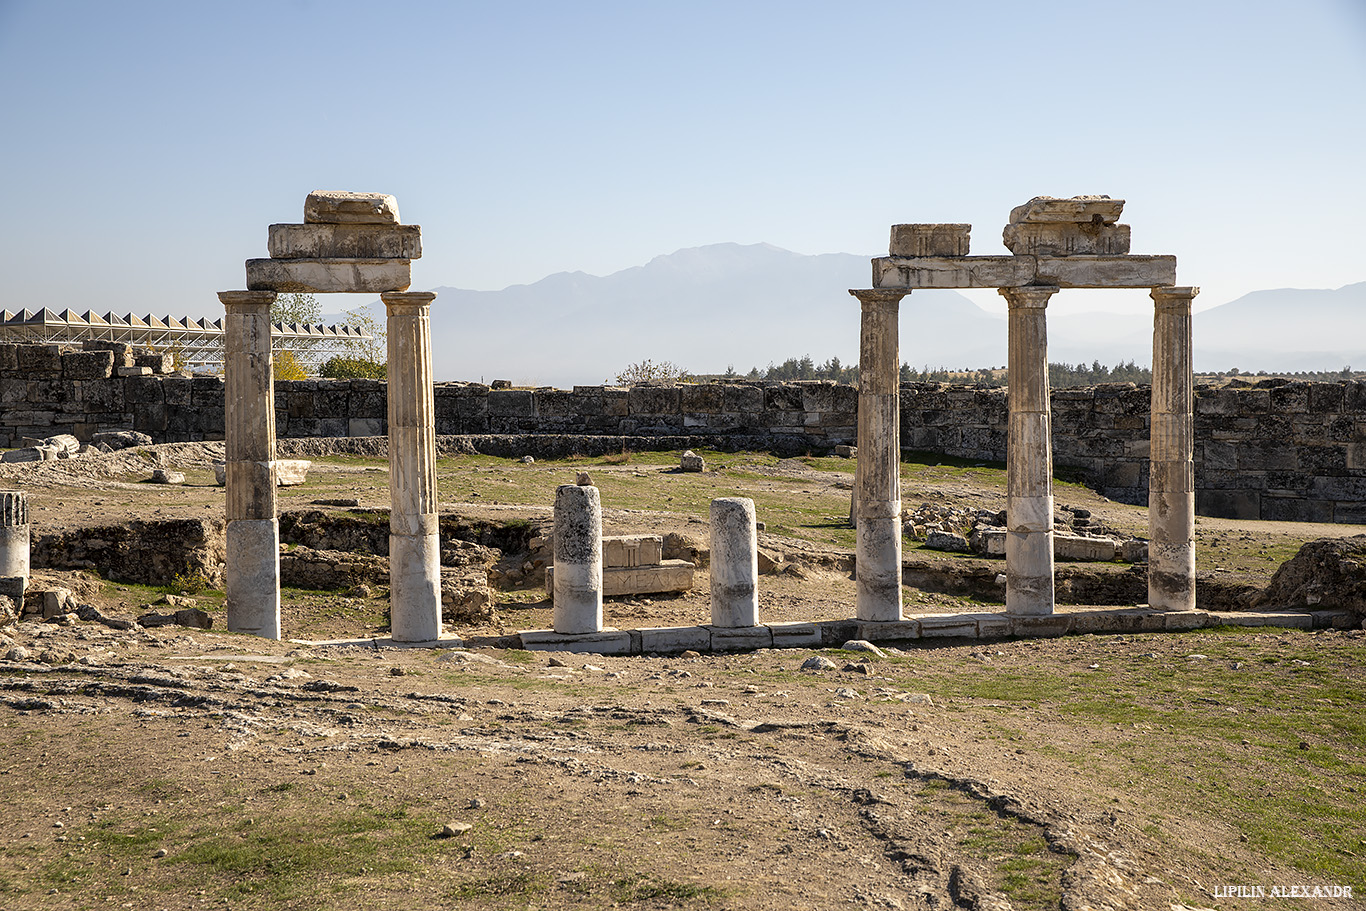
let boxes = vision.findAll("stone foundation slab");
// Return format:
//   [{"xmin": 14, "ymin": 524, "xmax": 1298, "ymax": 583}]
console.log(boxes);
[{"xmin": 519, "ymin": 628, "xmax": 633, "ymax": 655}]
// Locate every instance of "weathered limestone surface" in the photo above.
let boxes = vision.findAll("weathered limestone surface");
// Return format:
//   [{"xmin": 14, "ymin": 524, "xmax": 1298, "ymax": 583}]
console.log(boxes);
[
  {"xmin": 1009, "ymin": 196, "xmax": 1125, "ymax": 225},
  {"xmin": 710, "ymin": 497, "xmax": 759, "ymax": 627},
  {"xmin": 383, "ymin": 291, "xmax": 443, "ymax": 643},
  {"xmin": 872, "ymin": 255, "xmax": 1175, "ymax": 290},
  {"xmin": 604, "ymin": 535, "xmax": 663, "ymax": 567},
  {"xmin": 1002, "ymin": 286, "xmax": 1058, "ymax": 616},
  {"xmin": 1002, "ymin": 222, "xmax": 1130, "ymax": 256},
  {"xmin": 304, "ymin": 191, "xmax": 400, "ymax": 225},
  {"xmin": 889, "ymin": 224, "xmax": 971, "ymax": 257},
  {"xmin": 544, "ymin": 561, "xmax": 694, "ymax": 597},
  {"xmin": 225, "ymin": 519, "xmax": 281, "ymax": 638},
  {"xmin": 246, "ymin": 258, "xmax": 412, "ymax": 294},
  {"xmin": 220, "ymin": 290, "xmax": 280, "ymax": 639},
  {"xmin": 552, "ymin": 483, "xmax": 603, "ymax": 634},
  {"xmin": 0, "ymin": 490, "xmax": 30, "ymax": 591},
  {"xmin": 268, "ymin": 223, "xmax": 422, "ymax": 260},
  {"xmin": 850, "ymin": 289, "xmax": 907, "ymax": 622},
  {"xmin": 1149, "ymin": 286, "xmax": 1199, "ymax": 610}
]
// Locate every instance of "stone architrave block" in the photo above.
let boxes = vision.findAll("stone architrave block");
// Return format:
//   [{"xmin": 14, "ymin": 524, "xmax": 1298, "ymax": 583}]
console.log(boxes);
[
  {"xmin": 135, "ymin": 353, "xmax": 175, "ymax": 374},
  {"xmin": 246, "ymin": 258, "xmax": 412, "ymax": 294},
  {"xmin": 638, "ymin": 625, "xmax": 710, "ymax": 654},
  {"xmin": 603, "ymin": 534, "xmax": 664, "ymax": 568},
  {"xmin": 767, "ymin": 621, "xmax": 823, "ymax": 648},
  {"xmin": 304, "ymin": 191, "xmax": 400, "ymax": 225},
  {"xmin": 1002, "ymin": 223, "xmax": 1131, "ymax": 256},
  {"xmin": 872, "ymin": 256, "xmax": 1036, "ymax": 290},
  {"xmin": 519, "ymin": 628, "xmax": 634, "ymax": 655},
  {"xmin": 268, "ymin": 223, "xmax": 422, "ymax": 260},
  {"xmin": 1034, "ymin": 255, "xmax": 1177, "ymax": 289},
  {"xmin": 709, "ymin": 625, "xmax": 773, "ymax": 651},
  {"xmin": 889, "ymin": 224, "xmax": 971, "ymax": 257},
  {"xmin": 1009, "ymin": 196, "xmax": 1125, "ymax": 225}
]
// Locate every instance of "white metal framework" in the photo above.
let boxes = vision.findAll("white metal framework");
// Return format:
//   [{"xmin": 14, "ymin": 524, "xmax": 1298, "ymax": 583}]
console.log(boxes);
[{"xmin": 0, "ymin": 308, "xmax": 371, "ymax": 370}]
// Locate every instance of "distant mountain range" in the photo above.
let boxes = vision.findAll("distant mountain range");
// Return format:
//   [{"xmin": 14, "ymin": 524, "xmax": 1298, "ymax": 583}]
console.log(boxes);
[{"xmin": 331, "ymin": 244, "xmax": 1366, "ymax": 387}]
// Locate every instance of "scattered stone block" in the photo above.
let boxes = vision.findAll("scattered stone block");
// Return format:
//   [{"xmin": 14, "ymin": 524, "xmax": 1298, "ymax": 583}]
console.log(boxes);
[
  {"xmin": 1121, "ymin": 539, "xmax": 1149, "ymax": 563},
  {"xmin": 246, "ymin": 258, "xmax": 412, "ymax": 294},
  {"xmin": 924, "ymin": 530, "xmax": 971, "ymax": 553},
  {"xmin": 1053, "ymin": 533, "xmax": 1119, "ymax": 561},
  {"xmin": 1008, "ymin": 195, "xmax": 1125, "ymax": 225},
  {"xmin": 150, "ymin": 469, "xmax": 186, "ymax": 485},
  {"xmin": 839, "ymin": 639, "xmax": 885, "ymax": 657},
  {"xmin": 41, "ymin": 588, "xmax": 77, "ymax": 620},
  {"xmin": 91, "ymin": 431, "xmax": 153, "ymax": 450},
  {"xmin": 276, "ymin": 459, "xmax": 312, "ymax": 486},
  {"xmin": 269, "ymin": 223, "xmax": 422, "ymax": 259},
  {"xmin": 304, "ymin": 191, "xmax": 400, "ymax": 225},
  {"xmin": 889, "ymin": 224, "xmax": 971, "ymax": 257},
  {"xmin": 833, "ymin": 444, "xmax": 856, "ymax": 458},
  {"xmin": 136, "ymin": 607, "xmax": 213, "ymax": 630},
  {"xmin": 680, "ymin": 450, "xmax": 705, "ymax": 472}
]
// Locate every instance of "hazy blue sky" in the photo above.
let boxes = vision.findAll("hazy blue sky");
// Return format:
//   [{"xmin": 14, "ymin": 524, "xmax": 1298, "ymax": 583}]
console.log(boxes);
[{"xmin": 1, "ymin": 0, "xmax": 1363, "ymax": 322}]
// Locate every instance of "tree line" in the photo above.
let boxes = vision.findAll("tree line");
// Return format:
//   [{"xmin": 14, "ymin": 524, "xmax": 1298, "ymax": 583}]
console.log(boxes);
[{"xmin": 695, "ymin": 356, "xmax": 1154, "ymax": 387}]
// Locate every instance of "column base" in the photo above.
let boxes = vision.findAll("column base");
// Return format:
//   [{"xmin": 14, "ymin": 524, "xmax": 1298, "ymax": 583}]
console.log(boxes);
[
  {"xmin": 226, "ymin": 518, "xmax": 281, "ymax": 639},
  {"xmin": 552, "ymin": 561, "xmax": 605, "ymax": 634},
  {"xmin": 1005, "ymin": 528, "xmax": 1055, "ymax": 616}
]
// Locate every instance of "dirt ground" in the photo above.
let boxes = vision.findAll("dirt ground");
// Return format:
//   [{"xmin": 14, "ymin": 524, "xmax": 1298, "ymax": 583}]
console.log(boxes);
[{"xmin": 1, "ymin": 444, "xmax": 1364, "ymax": 909}]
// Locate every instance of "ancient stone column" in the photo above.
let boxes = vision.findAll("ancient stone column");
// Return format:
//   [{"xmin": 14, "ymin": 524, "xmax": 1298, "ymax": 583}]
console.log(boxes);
[
  {"xmin": 382, "ymin": 291, "xmax": 442, "ymax": 643},
  {"xmin": 849, "ymin": 289, "xmax": 909, "ymax": 621},
  {"xmin": 552, "ymin": 484, "xmax": 603, "ymax": 634},
  {"xmin": 1149, "ymin": 286, "xmax": 1199, "ymax": 611},
  {"xmin": 1000, "ymin": 286, "xmax": 1059, "ymax": 616},
  {"xmin": 0, "ymin": 490, "xmax": 30, "ymax": 597},
  {"xmin": 710, "ymin": 497, "xmax": 759, "ymax": 627},
  {"xmin": 219, "ymin": 290, "xmax": 281, "ymax": 639}
]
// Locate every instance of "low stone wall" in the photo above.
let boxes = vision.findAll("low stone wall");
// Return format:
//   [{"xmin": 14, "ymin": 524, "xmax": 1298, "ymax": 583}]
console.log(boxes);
[{"xmin": 5, "ymin": 340, "xmax": 1366, "ymax": 524}]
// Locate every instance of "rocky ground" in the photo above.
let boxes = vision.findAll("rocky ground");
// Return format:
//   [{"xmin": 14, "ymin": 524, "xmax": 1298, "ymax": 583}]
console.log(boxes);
[{"xmin": 1, "ymin": 442, "xmax": 1364, "ymax": 909}]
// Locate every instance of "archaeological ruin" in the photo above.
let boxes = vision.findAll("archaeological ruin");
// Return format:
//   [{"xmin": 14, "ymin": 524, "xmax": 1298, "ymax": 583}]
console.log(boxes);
[{"xmin": 851, "ymin": 197, "xmax": 1195, "ymax": 622}]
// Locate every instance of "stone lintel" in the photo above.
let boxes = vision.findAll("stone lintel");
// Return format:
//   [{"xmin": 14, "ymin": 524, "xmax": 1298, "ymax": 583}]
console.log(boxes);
[
  {"xmin": 246, "ymin": 258, "xmax": 412, "ymax": 294},
  {"xmin": 304, "ymin": 190, "xmax": 400, "ymax": 225},
  {"xmin": 889, "ymin": 224, "xmax": 971, "ymax": 257},
  {"xmin": 1009, "ymin": 196, "xmax": 1125, "ymax": 225},
  {"xmin": 872, "ymin": 256, "xmax": 1034, "ymax": 290},
  {"xmin": 874, "ymin": 255, "xmax": 1177, "ymax": 290},
  {"xmin": 1034, "ymin": 255, "xmax": 1177, "ymax": 289},
  {"xmin": 268, "ymin": 223, "xmax": 422, "ymax": 260}
]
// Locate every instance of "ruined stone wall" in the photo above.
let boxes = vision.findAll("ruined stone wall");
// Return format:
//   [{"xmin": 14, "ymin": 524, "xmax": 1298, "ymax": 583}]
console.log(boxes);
[{"xmin": 4, "ymin": 341, "xmax": 1366, "ymax": 523}]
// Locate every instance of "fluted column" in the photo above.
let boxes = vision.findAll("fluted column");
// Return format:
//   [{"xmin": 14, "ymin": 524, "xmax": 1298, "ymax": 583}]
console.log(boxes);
[
  {"xmin": 849, "ymin": 289, "xmax": 909, "ymax": 621},
  {"xmin": 0, "ymin": 490, "xmax": 30, "ymax": 597},
  {"xmin": 1149, "ymin": 286, "xmax": 1199, "ymax": 610},
  {"xmin": 1001, "ymin": 286, "xmax": 1058, "ymax": 616},
  {"xmin": 382, "ymin": 291, "xmax": 442, "ymax": 642},
  {"xmin": 219, "ymin": 290, "xmax": 281, "ymax": 639}
]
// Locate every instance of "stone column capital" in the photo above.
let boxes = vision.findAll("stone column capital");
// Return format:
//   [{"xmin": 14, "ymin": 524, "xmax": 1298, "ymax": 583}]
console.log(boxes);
[
  {"xmin": 381, "ymin": 291, "xmax": 437, "ymax": 313},
  {"xmin": 849, "ymin": 289, "xmax": 909, "ymax": 308},
  {"xmin": 1151, "ymin": 286, "xmax": 1200, "ymax": 309},
  {"xmin": 218, "ymin": 290, "xmax": 278, "ymax": 311},
  {"xmin": 999, "ymin": 286, "xmax": 1059, "ymax": 309}
]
